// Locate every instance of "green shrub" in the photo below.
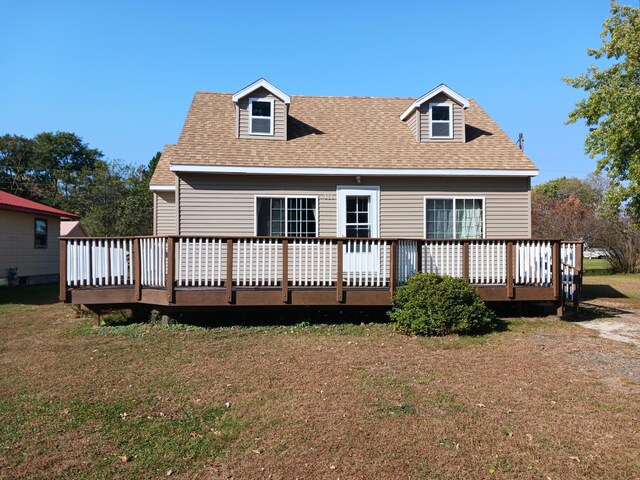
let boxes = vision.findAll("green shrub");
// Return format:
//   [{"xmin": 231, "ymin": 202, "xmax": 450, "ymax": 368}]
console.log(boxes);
[{"xmin": 389, "ymin": 273, "xmax": 497, "ymax": 336}]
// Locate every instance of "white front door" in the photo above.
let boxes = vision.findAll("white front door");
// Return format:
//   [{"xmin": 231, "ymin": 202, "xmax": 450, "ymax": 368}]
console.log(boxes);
[{"xmin": 337, "ymin": 187, "xmax": 380, "ymax": 274}]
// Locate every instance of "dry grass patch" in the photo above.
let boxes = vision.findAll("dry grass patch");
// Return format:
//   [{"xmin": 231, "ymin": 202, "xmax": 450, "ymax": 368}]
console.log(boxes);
[{"xmin": 1, "ymin": 284, "xmax": 639, "ymax": 479}]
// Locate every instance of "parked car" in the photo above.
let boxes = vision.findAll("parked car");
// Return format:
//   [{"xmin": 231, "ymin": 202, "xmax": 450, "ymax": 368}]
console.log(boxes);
[{"xmin": 584, "ymin": 248, "xmax": 608, "ymax": 259}]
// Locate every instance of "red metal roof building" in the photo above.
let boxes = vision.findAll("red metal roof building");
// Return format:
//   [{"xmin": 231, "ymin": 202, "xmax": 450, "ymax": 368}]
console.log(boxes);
[{"xmin": 0, "ymin": 190, "xmax": 79, "ymax": 219}]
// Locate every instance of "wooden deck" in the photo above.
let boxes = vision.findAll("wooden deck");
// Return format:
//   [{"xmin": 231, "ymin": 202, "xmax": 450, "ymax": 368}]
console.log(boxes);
[{"xmin": 59, "ymin": 236, "xmax": 582, "ymax": 315}]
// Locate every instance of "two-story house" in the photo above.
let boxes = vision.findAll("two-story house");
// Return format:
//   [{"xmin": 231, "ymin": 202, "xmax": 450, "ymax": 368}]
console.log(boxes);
[
  {"xmin": 149, "ymin": 78, "xmax": 538, "ymax": 241},
  {"xmin": 61, "ymin": 79, "xmax": 582, "ymax": 315}
]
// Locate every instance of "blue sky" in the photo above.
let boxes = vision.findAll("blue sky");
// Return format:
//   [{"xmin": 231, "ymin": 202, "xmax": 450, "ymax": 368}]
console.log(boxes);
[{"xmin": 0, "ymin": 0, "xmax": 619, "ymax": 184}]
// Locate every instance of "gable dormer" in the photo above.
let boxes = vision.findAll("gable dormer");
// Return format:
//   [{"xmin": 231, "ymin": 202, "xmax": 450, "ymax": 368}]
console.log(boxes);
[
  {"xmin": 232, "ymin": 79, "xmax": 290, "ymax": 141},
  {"xmin": 400, "ymin": 84, "xmax": 469, "ymax": 143}
]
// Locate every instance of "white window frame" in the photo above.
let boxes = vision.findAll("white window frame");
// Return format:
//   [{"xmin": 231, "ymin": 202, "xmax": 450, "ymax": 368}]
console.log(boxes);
[
  {"xmin": 254, "ymin": 194, "xmax": 319, "ymax": 237},
  {"xmin": 429, "ymin": 102, "xmax": 453, "ymax": 139},
  {"xmin": 423, "ymin": 196, "xmax": 486, "ymax": 239},
  {"xmin": 249, "ymin": 97, "xmax": 274, "ymax": 136},
  {"xmin": 336, "ymin": 186, "xmax": 380, "ymax": 238}
]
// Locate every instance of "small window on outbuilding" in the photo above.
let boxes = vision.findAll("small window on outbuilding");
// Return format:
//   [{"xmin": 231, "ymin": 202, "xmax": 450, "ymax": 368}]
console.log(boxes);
[
  {"xmin": 429, "ymin": 103, "xmax": 452, "ymax": 138},
  {"xmin": 35, "ymin": 218, "xmax": 48, "ymax": 248},
  {"xmin": 249, "ymin": 98, "xmax": 274, "ymax": 135}
]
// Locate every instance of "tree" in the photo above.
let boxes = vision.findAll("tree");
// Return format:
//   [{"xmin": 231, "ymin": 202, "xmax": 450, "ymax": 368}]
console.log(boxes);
[
  {"xmin": 0, "ymin": 131, "xmax": 103, "ymax": 209},
  {"xmin": 564, "ymin": 1, "xmax": 640, "ymax": 219},
  {"xmin": 533, "ymin": 175, "xmax": 640, "ymax": 273},
  {"xmin": 1, "ymin": 131, "xmax": 159, "ymax": 237},
  {"xmin": 532, "ymin": 175, "xmax": 608, "ymax": 243}
]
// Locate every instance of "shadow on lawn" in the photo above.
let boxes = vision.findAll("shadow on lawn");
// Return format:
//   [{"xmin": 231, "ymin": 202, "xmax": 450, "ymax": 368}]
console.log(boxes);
[
  {"xmin": 168, "ymin": 306, "xmax": 393, "ymax": 329},
  {"xmin": 100, "ymin": 305, "xmax": 512, "ymax": 337},
  {"xmin": 0, "ymin": 283, "xmax": 59, "ymax": 306},
  {"xmin": 581, "ymin": 284, "xmax": 628, "ymax": 300},
  {"xmin": 568, "ymin": 301, "xmax": 635, "ymax": 322}
]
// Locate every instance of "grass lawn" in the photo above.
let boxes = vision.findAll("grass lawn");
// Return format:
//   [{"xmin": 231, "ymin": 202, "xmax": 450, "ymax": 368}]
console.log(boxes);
[
  {"xmin": 583, "ymin": 258, "xmax": 612, "ymax": 276},
  {"xmin": 1, "ymin": 283, "xmax": 640, "ymax": 479}
]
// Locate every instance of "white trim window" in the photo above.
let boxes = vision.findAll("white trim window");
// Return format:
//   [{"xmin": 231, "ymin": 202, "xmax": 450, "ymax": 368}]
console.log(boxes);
[
  {"xmin": 425, "ymin": 197, "xmax": 484, "ymax": 239},
  {"xmin": 249, "ymin": 97, "xmax": 274, "ymax": 135},
  {"xmin": 429, "ymin": 102, "xmax": 453, "ymax": 139},
  {"xmin": 255, "ymin": 196, "xmax": 317, "ymax": 237}
]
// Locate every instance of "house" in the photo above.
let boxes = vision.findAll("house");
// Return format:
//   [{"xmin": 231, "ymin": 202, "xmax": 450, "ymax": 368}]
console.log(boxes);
[
  {"xmin": 60, "ymin": 220, "xmax": 87, "ymax": 238},
  {"xmin": 149, "ymin": 79, "xmax": 538, "ymax": 240},
  {"xmin": 0, "ymin": 190, "xmax": 79, "ymax": 286},
  {"xmin": 59, "ymin": 79, "xmax": 582, "ymax": 317}
]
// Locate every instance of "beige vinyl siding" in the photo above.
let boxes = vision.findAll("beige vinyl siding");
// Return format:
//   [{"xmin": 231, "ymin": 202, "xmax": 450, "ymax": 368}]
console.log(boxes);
[
  {"xmin": 419, "ymin": 93, "xmax": 465, "ymax": 143},
  {"xmin": 406, "ymin": 110, "xmax": 419, "ymax": 141},
  {"xmin": 379, "ymin": 177, "xmax": 530, "ymax": 238},
  {"xmin": 179, "ymin": 174, "xmax": 337, "ymax": 236},
  {"xmin": 178, "ymin": 174, "xmax": 531, "ymax": 239},
  {"xmin": 0, "ymin": 211, "xmax": 60, "ymax": 279},
  {"xmin": 237, "ymin": 87, "xmax": 287, "ymax": 140},
  {"xmin": 155, "ymin": 191, "xmax": 176, "ymax": 235}
]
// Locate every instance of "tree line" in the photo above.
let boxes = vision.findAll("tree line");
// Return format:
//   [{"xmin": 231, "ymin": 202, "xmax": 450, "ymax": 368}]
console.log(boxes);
[{"xmin": 0, "ymin": 131, "xmax": 159, "ymax": 236}]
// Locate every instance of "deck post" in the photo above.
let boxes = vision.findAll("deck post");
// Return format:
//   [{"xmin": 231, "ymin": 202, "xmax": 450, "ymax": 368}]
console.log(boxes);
[
  {"xmin": 133, "ymin": 238, "xmax": 142, "ymax": 301},
  {"xmin": 416, "ymin": 240, "xmax": 423, "ymax": 273},
  {"xmin": 166, "ymin": 237, "xmax": 175, "ymax": 304},
  {"xmin": 574, "ymin": 242, "xmax": 584, "ymax": 313},
  {"xmin": 553, "ymin": 240, "xmax": 564, "ymax": 316},
  {"xmin": 282, "ymin": 240, "xmax": 289, "ymax": 303},
  {"xmin": 59, "ymin": 239, "xmax": 68, "ymax": 302},
  {"xmin": 506, "ymin": 241, "xmax": 515, "ymax": 299},
  {"xmin": 226, "ymin": 239, "xmax": 234, "ymax": 304},
  {"xmin": 336, "ymin": 240, "xmax": 344, "ymax": 303},
  {"xmin": 462, "ymin": 241, "xmax": 470, "ymax": 282},
  {"xmin": 390, "ymin": 240, "xmax": 398, "ymax": 296}
]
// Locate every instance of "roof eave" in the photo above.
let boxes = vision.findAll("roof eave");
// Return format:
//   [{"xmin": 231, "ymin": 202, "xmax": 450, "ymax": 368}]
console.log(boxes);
[
  {"xmin": 400, "ymin": 84, "xmax": 470, "ymax": 121},
  {"xmin": 170, "ymin": 164, "xmax": 539, "ymax": 177},
  {"xmin": 231, "ymin": 78, "xmax": 291, "ymax": 104}
]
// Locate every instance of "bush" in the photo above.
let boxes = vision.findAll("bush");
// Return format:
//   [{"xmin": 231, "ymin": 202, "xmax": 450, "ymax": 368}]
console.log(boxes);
[{"xmin": 389, "ymin": 273, "xmax": 497, "ymax": 336}]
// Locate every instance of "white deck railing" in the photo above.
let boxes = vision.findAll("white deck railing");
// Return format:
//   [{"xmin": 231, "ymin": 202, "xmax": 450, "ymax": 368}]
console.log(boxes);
[{"xmin": 64, "ymin": 237, "xmax": 582, "ymax": 300}]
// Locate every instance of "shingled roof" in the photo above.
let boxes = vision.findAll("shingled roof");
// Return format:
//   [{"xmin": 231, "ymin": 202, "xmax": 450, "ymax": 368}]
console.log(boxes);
[{"xmin": 150, "ymin": 91, "xmax": 537, "ymax": 186}]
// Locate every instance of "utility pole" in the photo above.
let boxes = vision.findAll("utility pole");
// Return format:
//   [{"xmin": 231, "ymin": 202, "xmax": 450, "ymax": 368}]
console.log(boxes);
[{"xmin": 516, "ymin": 132, "xmax": 524, "ymax": 151}]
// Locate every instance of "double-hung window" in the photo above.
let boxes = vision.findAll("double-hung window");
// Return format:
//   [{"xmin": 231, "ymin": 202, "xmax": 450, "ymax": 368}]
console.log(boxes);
[
  {"xmin": 34, "ymin": 218, "xmax": 48, "ymax": 248},
  {"xmin": 425, "ymin": 198, "xmax": 484, "ymax": 239},
  {"xmin": 256, "ymin": 196, "xmax": 317, "ymax": 237},
  {"xmin": 429, "ymin": 102, "xmax": 452, "ymax": 139},
  {"xmin": 249, "ymin": 97, "xmax": 274, "ymax": 135}
]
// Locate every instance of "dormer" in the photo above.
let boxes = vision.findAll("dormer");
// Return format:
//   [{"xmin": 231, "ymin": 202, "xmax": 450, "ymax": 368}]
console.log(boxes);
[
  {"xmin": 232, "ymin": 78, "xmax": 290, "ymax": 141},
  {"xmin": 400, "ymin": 84, "xmax": 469, "ymax": 143}
]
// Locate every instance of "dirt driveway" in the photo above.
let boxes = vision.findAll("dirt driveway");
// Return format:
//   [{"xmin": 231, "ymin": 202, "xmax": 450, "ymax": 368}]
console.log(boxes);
[{"xmin": 578, "ymin": 275, "xmax": 640, "ymax": 348}]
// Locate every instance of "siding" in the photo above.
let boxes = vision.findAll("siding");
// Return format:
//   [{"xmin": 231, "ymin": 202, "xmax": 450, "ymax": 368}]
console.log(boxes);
[
  {"xmin": 419, "ymin": 93, "xmax": 465, "ymax": 143},
  {"xmin": 0, "ymin": 211, "xmax": 60, "ymax": 280},
  {"xmin": 379, "ymin": 177, "xmax": 531, "ymax": 238},
  {"xmin": 237, "ymin": 87, "xmax": 287, "ymax": 140},
  {"xmin": 155, "ymin": 191, "xmax": 176, "ymax": 235},
  {"xmin": 178, "ymin": 174, "xmax": 531, "ymax": 238},
  {"xmin": 179, "ymin": 174, "xmax": 337, "ymax": 236},
  {"xmin": 406, "ymin": 110, "xmax": 419, "ymax": 141}
]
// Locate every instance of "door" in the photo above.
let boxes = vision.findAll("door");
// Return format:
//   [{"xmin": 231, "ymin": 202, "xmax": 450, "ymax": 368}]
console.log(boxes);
[{"xmin": 337, "ymin": 187, "xmax": 380, "ymax": 275}]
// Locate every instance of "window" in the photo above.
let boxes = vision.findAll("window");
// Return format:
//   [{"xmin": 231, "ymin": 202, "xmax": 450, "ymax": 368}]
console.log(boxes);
[
  {"xmin": 429, "ymin": 103, "xmax": 452, "ymax": 138},
  {"xmin": 34, "ymin": 218, "xmax": 48, "ymax": 248},
  {"xmin": 249, "ymin": 98, "xmax": 274, "ymax": 135},
  {"xmin": 425, "ymin": 198, "xmax": 484, "ymax": 239},
  {"xmin": 345, "ymin": 196, "xmax": 371, "ymax": 238},
  {"xmin": 256, "ymin": 197, "xmax": 317, "ymax": 237}
]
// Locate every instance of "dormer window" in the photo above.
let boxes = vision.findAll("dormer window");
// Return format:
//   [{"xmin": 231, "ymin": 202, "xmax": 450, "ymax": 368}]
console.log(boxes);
[
  {"xmin": 249, "ymin": 98, "xmax": 274, "ymax": 135},
  {"xmin": 429, "ymin": 103, "xmax": 452, "ymax": 139}
]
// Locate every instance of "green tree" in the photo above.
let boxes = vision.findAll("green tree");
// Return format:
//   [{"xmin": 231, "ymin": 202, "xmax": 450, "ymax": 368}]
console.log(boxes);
[
  {"xmin": 0, "ymin": 131, "xmax": 103, "ymax": 209},
  {"xmin": 564, "ymin": 1, "xmax": 640, "ymax": 219}
]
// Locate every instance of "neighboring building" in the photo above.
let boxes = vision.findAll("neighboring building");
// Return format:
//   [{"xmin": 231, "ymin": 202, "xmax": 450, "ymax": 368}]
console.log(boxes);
[
  {"xmin": 61, "ymin": 220, "xmax": 87, "ymax": 238},
  {"xmin": 149, "ymin": 79, "xmax": 538, "ymax": 240},
  {"xmin": 0, "ymin": 190, "xmax": 79, "ymax": 286}
]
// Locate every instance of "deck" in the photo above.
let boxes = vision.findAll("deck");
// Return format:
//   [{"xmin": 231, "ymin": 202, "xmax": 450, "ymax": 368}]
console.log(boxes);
[{"xmin": 59, "ymin": 236, "xmax": 582, "ymax": 315}]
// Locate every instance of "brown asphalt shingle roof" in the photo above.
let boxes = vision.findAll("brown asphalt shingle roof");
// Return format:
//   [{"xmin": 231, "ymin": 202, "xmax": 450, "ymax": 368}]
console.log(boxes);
[{"xmin": 150, "ymin": 92, "xmax": 537, "ymax": 186}]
